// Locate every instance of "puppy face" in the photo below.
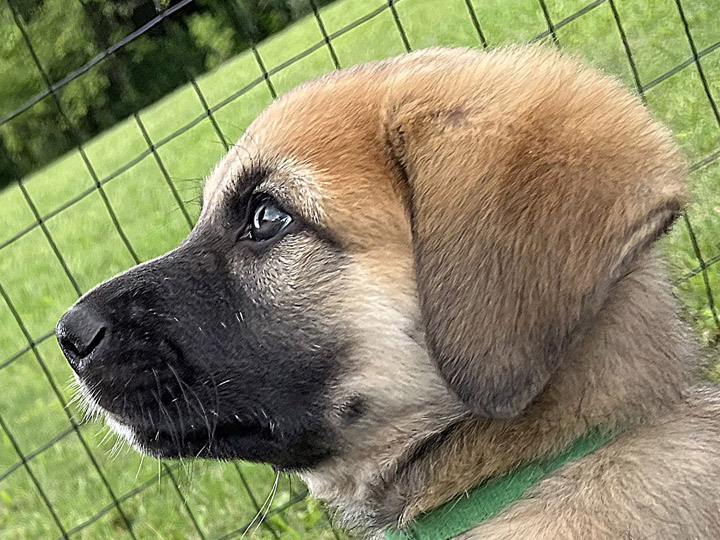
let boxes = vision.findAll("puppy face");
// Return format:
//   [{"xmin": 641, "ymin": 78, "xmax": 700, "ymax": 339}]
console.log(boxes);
[
  {"xmin": 56, "ymin": 115, "xmax": 462, "ymax": 472},
  {"xmin": 56, "ymin": 47, "xmax": 685, "ymax": 481},
  {"xmin": 57, "ymin": 162, "xmax": 349, "ymax": 468}
]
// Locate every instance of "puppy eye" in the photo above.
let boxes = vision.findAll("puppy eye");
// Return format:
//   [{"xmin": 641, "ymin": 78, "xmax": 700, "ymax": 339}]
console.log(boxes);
[{"xmin": 245, "ymin": 194, "xmax": 292, "ymax": 242}]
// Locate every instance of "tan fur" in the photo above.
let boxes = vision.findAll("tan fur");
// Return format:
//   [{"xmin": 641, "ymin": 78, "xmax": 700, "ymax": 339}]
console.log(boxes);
[
  {"xmin": 382, "ymin": 49, "xmax": 686, "ymax": 419},
  {"xmin": 202, "ymin": 47, "xmax": 720, "ymax": 538},
  {"xmin": 458, "ymin": 388, "xmax": 720, "ymax": 540}
]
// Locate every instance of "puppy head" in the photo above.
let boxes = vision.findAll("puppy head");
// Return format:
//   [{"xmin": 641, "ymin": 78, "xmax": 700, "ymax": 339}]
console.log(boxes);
[{"xmin": 56, "ymin": 47, "xmax": 685, "ymax": 474}]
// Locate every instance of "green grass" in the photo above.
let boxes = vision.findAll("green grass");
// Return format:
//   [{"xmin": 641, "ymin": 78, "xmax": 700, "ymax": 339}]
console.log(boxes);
[{"xmin": 1, "ymin": 0, "xmax": 720, "ymax": 538}]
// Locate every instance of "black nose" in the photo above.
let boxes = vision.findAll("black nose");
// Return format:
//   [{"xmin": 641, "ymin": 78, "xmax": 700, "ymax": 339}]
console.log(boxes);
[{"xmin": 56, "ymin": 304, "xmax": 108, "ymax": 374}]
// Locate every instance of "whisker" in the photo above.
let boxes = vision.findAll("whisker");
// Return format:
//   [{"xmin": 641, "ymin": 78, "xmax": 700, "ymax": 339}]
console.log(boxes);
[
  {"xmin": 157, "ymin": 396, "xmax": 182, "ymax": 451},
  {"xmin": 135, "ymin": 453, "xmax": 146, "ymax": 482},
  {"xmin": 242, "ymin": 471, "xmax": 280, "ymax": 538},
  {"xmin": 168, "ymin": 363, "xmax": 214, "ymax": 447},
  {"xmin": 98, "ymin": 425, "xmax": 116, "ymax": 448},
  {"xmin": 206, "ymin": 370, "xmax": 222, "ymax": 441}
]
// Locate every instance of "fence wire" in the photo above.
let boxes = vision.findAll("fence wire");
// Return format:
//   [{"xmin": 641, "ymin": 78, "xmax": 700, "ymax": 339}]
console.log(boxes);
[{"xmin": 0, "ymin": 0, "xmax": 719, "ymax": 539}]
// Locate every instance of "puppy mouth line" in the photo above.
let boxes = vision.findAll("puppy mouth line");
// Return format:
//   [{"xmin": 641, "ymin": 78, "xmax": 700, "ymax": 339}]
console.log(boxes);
[
  {"xmin": 77, "ymin": 377, "xmax": 277, "ymax": 454},
  {"xmin": 136, "ymin": 416, "xmax": 274, "ymax": 444},
  {"xmin": 78, "ymin": 375, "xmax": 277, "ymax": 433},
  {"xmin": 106, "ymin": 409, "xmax": 278, "ymax": 452}
]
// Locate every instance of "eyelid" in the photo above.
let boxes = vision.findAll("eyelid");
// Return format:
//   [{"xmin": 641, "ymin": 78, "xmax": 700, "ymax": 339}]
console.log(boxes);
[
  {"xmin": 249, "ymin": 192, "xmax": 294, "ymax": 223},
  {"xmin": 254, "ymin": 188, "xmax": 346, "ymax": 247},
  {"xmin": 251, "ymin": 187, "xmax": 297, "ymax": 217},
  {"xmin": 240, "ymin": 192, "xmax": 292, "ymax": 232},
  {"xmin": 230, "ymin": 184, "xmax": 341, "ymax": 248}
]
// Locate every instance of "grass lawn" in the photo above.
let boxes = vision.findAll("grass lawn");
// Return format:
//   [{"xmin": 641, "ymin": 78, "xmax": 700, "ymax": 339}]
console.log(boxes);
[{"xmin": 1, "ymin": 0, "xmax": 719, "ymax": 538}]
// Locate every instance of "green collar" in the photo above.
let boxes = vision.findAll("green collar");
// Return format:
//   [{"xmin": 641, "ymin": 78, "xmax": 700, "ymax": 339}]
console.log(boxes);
[{"xmin": 384, "ymin": 428, "xmax": 617, "ymax": 540}]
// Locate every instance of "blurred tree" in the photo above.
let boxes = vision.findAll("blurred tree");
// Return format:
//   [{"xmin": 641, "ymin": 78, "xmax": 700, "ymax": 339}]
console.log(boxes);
[
  {"xmin": 0, "ymin": 0, "xmax": 106, "ymax": 178},
  {"xmin": 0, "ymin": 0, "xmax": 336, "ymax": 190}
]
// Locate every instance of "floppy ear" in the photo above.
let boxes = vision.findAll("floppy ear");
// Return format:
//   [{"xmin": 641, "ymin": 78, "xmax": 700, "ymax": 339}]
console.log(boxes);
[{"xmin": 383, "ymin": 49, "xmax": 686, "ymax": 418}]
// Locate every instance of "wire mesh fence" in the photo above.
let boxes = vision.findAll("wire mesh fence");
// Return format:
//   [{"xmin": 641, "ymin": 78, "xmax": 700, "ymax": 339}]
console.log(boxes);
[{"xmin": 0, "ymin": 0, "xmax": 718, "ymax": 538}]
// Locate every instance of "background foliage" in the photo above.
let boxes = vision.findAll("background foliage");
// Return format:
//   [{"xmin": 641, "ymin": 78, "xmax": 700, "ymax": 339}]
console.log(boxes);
[{"xmin": 0, "ymin": 0, "xmax": 333, "ymax": 187}]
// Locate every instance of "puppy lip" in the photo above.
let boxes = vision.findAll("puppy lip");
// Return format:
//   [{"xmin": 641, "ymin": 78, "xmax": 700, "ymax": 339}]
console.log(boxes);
[
  {"xmin": 181, "ymin": 417, "xmax": 274, "ymax": 444},
  {"xmin": 110, "ymin": 413, "xmax": 277, "ymax": 455}
]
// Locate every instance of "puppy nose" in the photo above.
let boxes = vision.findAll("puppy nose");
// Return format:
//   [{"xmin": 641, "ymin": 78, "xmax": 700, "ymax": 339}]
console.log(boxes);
[{"xmin": 56, "ymin": 304, "xmax": 108, "ymax": 374}]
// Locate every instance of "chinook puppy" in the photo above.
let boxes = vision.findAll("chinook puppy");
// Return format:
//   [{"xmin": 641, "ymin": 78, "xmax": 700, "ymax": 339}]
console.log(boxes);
[{"xmin": 56, "ymin": 47, "xmax": 720, "ymax": 539}]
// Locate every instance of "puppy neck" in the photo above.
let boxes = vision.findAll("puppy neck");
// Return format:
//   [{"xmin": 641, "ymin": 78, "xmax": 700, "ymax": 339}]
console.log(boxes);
[{"xmin": 379, "ymin": 251, "xmax": 694, "ymax": 531}]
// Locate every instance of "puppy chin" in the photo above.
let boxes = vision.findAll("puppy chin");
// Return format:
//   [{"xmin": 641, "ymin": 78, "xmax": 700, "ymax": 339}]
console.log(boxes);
[
  {"xmin": 104, "ymin": 415, "xmax": 160, "ymax": 456},
  {"xmin": 74, "ymin": 378, "xmax": 157, "ymax": 457}
]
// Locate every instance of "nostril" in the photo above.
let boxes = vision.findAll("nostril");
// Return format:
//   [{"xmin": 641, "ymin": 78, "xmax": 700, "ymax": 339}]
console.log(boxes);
[
  {"xmin": 60, "ymin": 334, "xmax": 80, "ymax": 358},
  {"xmin": 84, "ymin": 326, "xmax": 106, "ymax": 356},
  {"xmin": 56, "ymin": 304, "xmax": 109, "ymax": 373},
  {"xmin": 59, "ymin": 325, "xmax": 105, "ymax": 359}
]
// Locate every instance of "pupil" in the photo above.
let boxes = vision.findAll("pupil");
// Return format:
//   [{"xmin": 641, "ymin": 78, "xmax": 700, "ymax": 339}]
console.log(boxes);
[
  {"xmin": 250, "ymin": 199, "xmax": 289, "ymax": 240},
  {"xmin": 255, "ymin": 204, "xmax": 281, "ymax": 228}
]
